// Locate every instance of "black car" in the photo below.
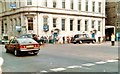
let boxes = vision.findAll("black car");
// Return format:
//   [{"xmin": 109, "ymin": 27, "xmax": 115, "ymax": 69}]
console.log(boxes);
[{"xmin": 72, "ymin": 34, "xmax": 96, "ymax": 44}]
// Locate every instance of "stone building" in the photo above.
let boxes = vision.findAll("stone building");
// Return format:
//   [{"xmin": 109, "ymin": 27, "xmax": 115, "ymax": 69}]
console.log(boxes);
[
  {"xmin": 105, "ymin": 0, "xmax": 120, "ymax": 41},
  {"xmin": 0, "ymin": 0, "xmax": 106, "ymax": 42}
]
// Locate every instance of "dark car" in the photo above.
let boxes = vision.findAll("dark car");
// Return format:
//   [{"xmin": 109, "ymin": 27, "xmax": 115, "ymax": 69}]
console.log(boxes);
[
  {"xmin": 72, "ymin": 34, "xmax": 96, "ymax": 44},
  {"xmin": 5, "ymin": 38, "xmax": 40, "ymax": 56}
]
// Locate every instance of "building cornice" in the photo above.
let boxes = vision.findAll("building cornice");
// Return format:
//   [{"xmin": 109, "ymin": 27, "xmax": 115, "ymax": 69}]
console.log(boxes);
[{"xmin": 0, "ymin": 6, "xmax": 105, "ymax": 18}]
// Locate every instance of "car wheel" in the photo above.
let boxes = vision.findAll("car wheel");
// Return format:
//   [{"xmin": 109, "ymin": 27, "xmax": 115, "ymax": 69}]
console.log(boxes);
[
  {"xmin": 34, "ymin": 51, "xmax": 39, "ymax": 55},
  {"xmin": 92, "ymin": 40, "xmax": 95, "ymax": 44},
  {"xmin": 14, "ymin": 50, "xmax": 20, "ymax": 56},
  {"xmin": 73, "ymin": 42, "xmax": 76, "ymax": 44},
  {"xmin": 79, "ymin": 41, "xmax": 82, "ymax": 44},
  {"xmin": 6, "ymin": 49, "xmax": 9, "ymax": 53}
]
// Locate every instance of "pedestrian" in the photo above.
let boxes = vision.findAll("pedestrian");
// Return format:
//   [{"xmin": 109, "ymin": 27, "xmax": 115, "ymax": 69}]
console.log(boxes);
[
  {"xmin": 111, "ymin": 33, "xmax": 115, "ymax": 46},
  {"xmin": 62, "ymin": 36, "xmax": 65, "ymax": 44},
  {"xmin": 32, "ymin": 34, "xmax": 39, "ymax": 43}
]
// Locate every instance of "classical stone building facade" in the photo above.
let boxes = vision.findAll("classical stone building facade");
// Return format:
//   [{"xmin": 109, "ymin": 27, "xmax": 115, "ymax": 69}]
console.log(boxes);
[{"xmin": 0, "ymin": 0, "xmax": 105, "ymax": 42}]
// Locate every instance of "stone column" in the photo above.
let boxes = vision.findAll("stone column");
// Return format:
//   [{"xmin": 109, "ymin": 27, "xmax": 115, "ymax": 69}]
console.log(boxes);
[{"xmin": 0, "ymin": 19, "xmax": 2, "ymax": 36}]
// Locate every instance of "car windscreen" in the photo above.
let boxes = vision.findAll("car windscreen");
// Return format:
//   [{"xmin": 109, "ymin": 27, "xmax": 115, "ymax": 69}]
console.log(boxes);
[
  {"xmin": 17, "ymin": 38, "xmax": 38, "ymax": 44},
  {"xmin": 80, "ymin": 34, "xmax": 89, "ymax": 38},
  {"xmin": 74, "ymin": 35, "xmax": 79, "ymax": 38}
]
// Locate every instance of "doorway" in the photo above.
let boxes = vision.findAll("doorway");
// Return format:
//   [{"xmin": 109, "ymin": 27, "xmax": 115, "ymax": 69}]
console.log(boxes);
[{"xmin": 105, "ymin": 28, "xmax": 114, "ymax": 41}]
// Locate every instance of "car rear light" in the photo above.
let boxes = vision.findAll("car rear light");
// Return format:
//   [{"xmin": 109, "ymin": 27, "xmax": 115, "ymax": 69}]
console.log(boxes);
[
  {"xmin": 34, "ymin": 44, "xmax": 39, "ymax": 48},
  {"xmin": 20, "ymin": 45, "xmax": 26, "ymax": 48}
]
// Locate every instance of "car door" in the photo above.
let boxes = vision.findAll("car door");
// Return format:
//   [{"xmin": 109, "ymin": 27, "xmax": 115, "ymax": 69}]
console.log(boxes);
[{"xmin": 9, "ymin": 39, "xmax": 17, "ymax": 52}]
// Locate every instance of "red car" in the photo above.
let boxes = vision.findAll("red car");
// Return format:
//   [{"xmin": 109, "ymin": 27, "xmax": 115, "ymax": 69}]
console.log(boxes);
[{"xmin": 5, "ymin": 38, "xmax": 40, "ymax": 56}]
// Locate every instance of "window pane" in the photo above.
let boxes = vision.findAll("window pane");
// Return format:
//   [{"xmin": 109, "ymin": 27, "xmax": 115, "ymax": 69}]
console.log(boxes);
[
  {"xmin": 86, "ymin": 0, "xmax": 88, "ymax": 11},
  {"xmin": 28, "ymin": 17, "xmax": 33, "ymax": 30},
  {"xmin": 85, "ymin": 20, "xmax": 88, "ymax": 31},
  {"xmin": 98, "ymin": 21, "xmax": 101, "ymax": 31},
  {"xmin": 62, "ymin": 0, "xmax": 65, "ymax": 8},
  {"xmin": 92, "ymin": 21, "xmax": 95, "ymax": 28},
  {"xmin": 78, "ymin": 0, "xmax": 81, "ymax": 10},
  {"xmin": 53, "ymin": 18, "xmax": 57, "ymax": 27},
  {"xmin": 92, "ymin": 2, "xmax": 95, "ymax": 12},
  {"xmin": 70, "ymin": 0, "xmax": 73, "ymax": 9},
  {"xmin": 27, "ymin": 0, "xmax": 32, "ymax": 5},
  {"xmin": 99, "ymin": 2, "xmax": 101, "ymax": 13},
  {"xmin": 78, "ymin": 20, "xmax": 81, "ymax": 31},
  {"xmin": 53, "ymin": 1, "xmax": 56, "ymax": 8},
  {"xmin": 62, "ymin": 19, "xmax": 65, "ymax": 31},
  {"xmin": 70, "ymin": 20, "xmax": 73, "ymax": 31}
]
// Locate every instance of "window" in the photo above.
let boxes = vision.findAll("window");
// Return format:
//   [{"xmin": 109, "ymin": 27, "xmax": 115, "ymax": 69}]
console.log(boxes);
[
  {"xmin": 85, "ymin": 20, "xmax": 88, "ymax": 31},
  {"xmin": 62, "ymin": 0, "xmax": 65, "ymax": 8},
  {"xmin": 92, "ymin": 1, "xmax": 95, "ymax": 12},
  {"xmin": 28, "ymin": 17, "xmax": 33, "ymax": 30},
  {"xmin": 44, "ymin": 0, "xmax": 47, "ymax": 7},
  {"xmin": 98, "ymin": 2, "xmax": 101, "ymax": 13},
  {"xmin": 78, "ymin": 20, "xmax": 81, "ymax": 31},
  {"xmin": 86, "ymin": 0, "xmax": 88, "ymax": 11},
  {"xmin": 53, "ymin": 18, "xmax": 57, "ymax": 27},
  {"xmin": 78, "ymin": 0, "xmax": 81, "ymax": 10},
  {"xmin": 62, "ymin": 19, "xmax": 65, "ymax": 31},
  {"xmin": 53, "ymin": 0, "xmax": 56, "ymax": 8},
  {"xmin": 27, "ymin": 0, "xmax": 32, "ymax": 5},
  {"xmin": 70, "ymin": 0, "xmax": 73, "ymax": 9},
  {"xmin": 92, "ymin": 20, "xmax": 95, "ymax": 28},
  {"xmin": 43, "ymin": 17, "xmax": 49, "ymax": 32},
  {"xmin": 43, "ymin": 17, "xmax": 48, "ymax": 26},
  {"xmin": 1, "ymin": 21, "xmax": 4, "ymax": 34},
  {"xmin": 5, "ymin": 23, "xmax": 7, "ymax": 34},
  {"xmin": 98, "ymin": 21, "xmax": 101, "ymax": 31},
  {"xmin": 70, "ymin": 20, "xmax": 73, "ymax": 31}
]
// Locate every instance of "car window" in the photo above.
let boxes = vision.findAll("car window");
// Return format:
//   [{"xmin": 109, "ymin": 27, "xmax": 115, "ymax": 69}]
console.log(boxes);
[
  {"xmin": 9, "ymin": 39, "xmax": 18, "ymax": 44},
  {"xmin": 74, "ymin": 35, "xmax": 79, "ymax": 38},
  {"xmin": 17, "ymin": 38, "xmax": 38, "ymax": 44}
]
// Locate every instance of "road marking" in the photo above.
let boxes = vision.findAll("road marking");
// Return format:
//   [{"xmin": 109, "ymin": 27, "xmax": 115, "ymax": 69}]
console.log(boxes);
[
  {"xmin": 67, "ymin": 65, "xmax": 82, "ymax": 68},
  {"xmin": 82, "ymin": 63, "xmax": 95, "ymax": 66},
  {"xmin": 95, "ymin": 61, "xmax": 107, "ymax": 64},
  {"xmin": 50, "ymin": 68, "xmax": 66, "ymax": 72},
  {"xmin": 40, "ymin": 70, "xmax": 48, "ymax": 73},
  {"xmin": 106, "ymin": 60, "xmax": 118, "ymax": 63}
]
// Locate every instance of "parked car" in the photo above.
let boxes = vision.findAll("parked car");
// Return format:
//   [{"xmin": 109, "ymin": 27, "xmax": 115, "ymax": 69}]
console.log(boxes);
[
  {"xmin": 72, "ymin": 34, "xmax": 96, "ymax": 44},
  {"xmin": 5, "ymin": 38, "xmax": 40, "ymax": 56},
  {"xmin": 0, "ymin": 35, "xmax": 9, "ymax": 44}
]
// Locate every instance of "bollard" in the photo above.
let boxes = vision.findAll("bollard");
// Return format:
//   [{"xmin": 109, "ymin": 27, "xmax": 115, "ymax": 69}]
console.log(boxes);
[{"xmin": 0, "ymin": 57, "xmax": 3, "ymax": 74}]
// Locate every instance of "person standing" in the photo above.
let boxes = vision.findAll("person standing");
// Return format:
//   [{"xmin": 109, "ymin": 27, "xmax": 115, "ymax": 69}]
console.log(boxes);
[
  {"xmin": 62, "ymin": 36, "xmax": 65, "ymax": 44},
  {"xmin": 111, "ymin": 33, "xmax": 115, "ymax": 46}
]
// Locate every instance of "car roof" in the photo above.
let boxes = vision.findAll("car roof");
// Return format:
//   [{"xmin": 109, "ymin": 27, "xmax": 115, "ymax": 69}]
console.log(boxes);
[{"xmin": 16, "ymin": 38, "xmax": 38, "ymax": 44}]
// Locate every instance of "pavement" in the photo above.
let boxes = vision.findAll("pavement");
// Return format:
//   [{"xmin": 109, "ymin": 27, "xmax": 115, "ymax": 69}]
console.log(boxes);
[{"xmin": 41, "ymin": 41, "xmax": 119, "ymax": 47}]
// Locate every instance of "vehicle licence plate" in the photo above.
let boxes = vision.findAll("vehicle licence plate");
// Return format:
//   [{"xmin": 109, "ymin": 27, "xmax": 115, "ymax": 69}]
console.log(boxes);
[{"xmin": 26, "ymin": 45, "xmax": 34, "ymax": 48}]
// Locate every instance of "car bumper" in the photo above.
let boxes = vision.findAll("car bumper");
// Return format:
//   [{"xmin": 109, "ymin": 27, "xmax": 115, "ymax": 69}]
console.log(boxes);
[{"xmin": 20, "ymin": 48, "xmax": 40, "ymax": 52}]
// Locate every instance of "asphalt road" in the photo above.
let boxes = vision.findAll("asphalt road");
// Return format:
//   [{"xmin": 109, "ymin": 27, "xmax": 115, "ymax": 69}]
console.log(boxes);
[{"xmin": 0, "ymin": 41, "xmax": 119, "ymax": 73}]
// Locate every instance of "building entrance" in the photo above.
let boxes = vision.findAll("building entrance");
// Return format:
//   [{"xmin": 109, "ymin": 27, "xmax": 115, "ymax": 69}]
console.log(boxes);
[{"xmin": 105, "ymin": 28, "xmax": 114, "ymax": 41}]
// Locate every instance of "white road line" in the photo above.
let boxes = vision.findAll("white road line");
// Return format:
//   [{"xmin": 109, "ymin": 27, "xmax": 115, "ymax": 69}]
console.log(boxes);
[
  {"xmin": 40, "ymin": 70, "xmax": 48, "ymax": 73},
  {"xmin": 50, "ymin": 68, "xmax": 66, "ymax": 72},
  {"xmin": 95, "ymin": 61, "xmax": 107, "ymax": 64},
  {"xmin": 106, "ymin": 60, "xmax": 118, "ymax": 63},
  {"xmin": 82, "ymin": 63, "xmax": 95, "ymax": 66},
  {"xmin": 67, "ymin": 65, "xmax": 82, "ymax": 68}
]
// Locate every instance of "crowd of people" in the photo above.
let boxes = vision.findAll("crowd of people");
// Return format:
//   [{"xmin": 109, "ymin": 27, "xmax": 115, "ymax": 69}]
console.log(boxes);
[{"xmin": 33, "ymin": 35, "xmax": 74, "ymax": 45}]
